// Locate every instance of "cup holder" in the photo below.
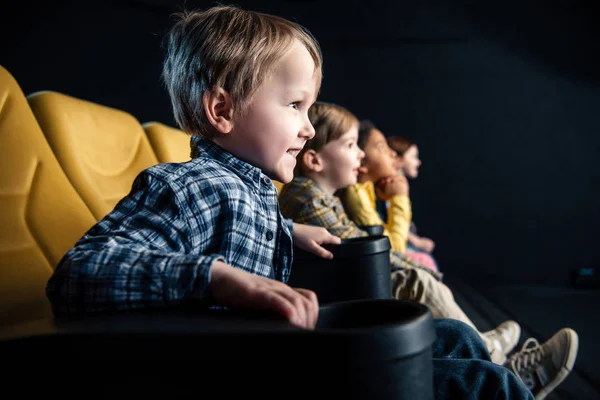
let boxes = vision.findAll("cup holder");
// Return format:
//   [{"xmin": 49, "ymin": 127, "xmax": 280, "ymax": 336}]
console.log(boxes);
[{"xmin": 289, "ymin": 235, "xmax": 393, "ymax": 304}]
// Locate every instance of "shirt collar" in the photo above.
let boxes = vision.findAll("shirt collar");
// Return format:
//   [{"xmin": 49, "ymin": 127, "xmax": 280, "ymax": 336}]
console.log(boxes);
[{"xmin": 191, "ymin": 135, "xmax": 268, "ymax": 192}]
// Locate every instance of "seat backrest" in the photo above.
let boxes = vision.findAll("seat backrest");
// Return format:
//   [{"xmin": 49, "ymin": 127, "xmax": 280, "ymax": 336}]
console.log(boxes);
[
  {"xmin": 27, "ymin": 91, "xmax": 159, "ymax": 220},
  {"xmin": 273, "ymin": 180, "xmax": 284, "ymax": 194},
  {"xmin": 143, "ymin": 121, "xmax": 191, "ymax": 163},
  {"xmin": 143, "ymin": 121, "xmax": 287, "ymax": 194},
  {"xmin": 0, "ymin": 65, "xmax": 97, "ymax": 326}
]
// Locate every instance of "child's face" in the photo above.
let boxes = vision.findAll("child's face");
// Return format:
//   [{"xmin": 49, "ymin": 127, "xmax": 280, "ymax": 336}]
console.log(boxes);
[
  {"xmin": 229, "ymin": 39, "xmax": 318, "ymax": 183},
  {"xmin": 399, "ymin": 145, "xmax": 421, "ymax": 178},
  {"xmin": 319, "ymin": 126, "xmax": 365, "ymax": 191},
  {"xmin": 359, "ymin": 128, "xmax": 401, "ymax": 182}
]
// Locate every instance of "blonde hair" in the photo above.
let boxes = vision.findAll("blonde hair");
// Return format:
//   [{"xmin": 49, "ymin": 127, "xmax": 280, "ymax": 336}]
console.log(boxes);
[
  {"xmin": 162, "ymin": 5, "xmax": 322, "ymax": 139},
  {"xmin": 295, "ymin": 101, "xmax": 359, "ymax": 176}
]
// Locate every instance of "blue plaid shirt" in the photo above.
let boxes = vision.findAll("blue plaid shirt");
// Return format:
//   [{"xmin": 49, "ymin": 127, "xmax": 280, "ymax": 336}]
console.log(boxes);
[{"xmin": 47, "ymin": 137, "xmax": 294, "ymax": 315}]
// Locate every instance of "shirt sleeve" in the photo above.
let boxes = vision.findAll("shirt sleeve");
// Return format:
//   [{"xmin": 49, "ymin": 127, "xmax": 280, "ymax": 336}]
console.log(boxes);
[
  {"xmin": 46, "ymin": 172, "xmax": 225, "ymax": 316},
  {"xmin": 299, "ymin": 197, "xmax": 368, "ymax": 239},
  {"xmin": 385, "ymin": 194, "xmax": 412, "ymax": 253},
  {"xmin": 342, "ymin": 183, "xmax": 411, "ymax": 253}
]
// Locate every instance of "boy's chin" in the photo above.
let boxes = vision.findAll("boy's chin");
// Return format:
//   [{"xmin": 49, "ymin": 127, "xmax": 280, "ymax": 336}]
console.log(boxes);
[
  {"xmin": 267, "ymin": 169, "xmax": 293, "ymax": 184},
  {"xmin": 344, "ymin": 175, "xmax": 358, "ymax": 187}
]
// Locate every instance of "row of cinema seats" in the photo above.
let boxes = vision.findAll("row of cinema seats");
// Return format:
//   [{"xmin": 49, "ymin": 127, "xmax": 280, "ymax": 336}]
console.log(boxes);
[
  {"xmin": 0, "ymin": 64, "xmax": 195, "ymax": 327},
  {"xmin": 0, "ymin": 64, "xmax": 436, "ymax": 398}
]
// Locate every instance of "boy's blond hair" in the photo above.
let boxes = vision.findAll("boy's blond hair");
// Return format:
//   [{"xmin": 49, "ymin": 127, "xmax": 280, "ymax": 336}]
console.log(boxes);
[
  {"xmin": 295, "ymin": 101, "xmax": 359, "ymax": 176},
  {"xmin": 162, "ymin": 5, "xmax": 323, "ymax": 139}
]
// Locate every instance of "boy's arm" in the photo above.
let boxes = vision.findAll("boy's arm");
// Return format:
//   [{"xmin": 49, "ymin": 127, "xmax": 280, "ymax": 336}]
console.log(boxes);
[
  {"xmin": 46, "ymin": 173, "xmax": 222, "ymax": 315},
  {"xmin": 210, "ymin": 261, "xmax": 318, "ymax": 328},
  {"xmin": 48, "ymin": 173, "xmax": 320, "ymax": 328},
  {"xmin": 292, "ymin": 222, "xmax": 342, "ymax": 259}
]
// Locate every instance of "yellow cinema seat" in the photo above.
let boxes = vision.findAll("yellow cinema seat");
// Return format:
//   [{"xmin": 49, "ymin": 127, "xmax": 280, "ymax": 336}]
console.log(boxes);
[
  {"xmin": 27, "ymin": 91, "xmax": 160, "ymax": 220},
  {"xmin": 0, "ymin": 65, "xmax": 97, "ymax": 326},
  {"xmin": 273, "ymin": 180, "xmax": 284, "ymax": 194},
  {"xmin": 143, "ymin": 121, "xmax": 191, "ymax": 163}
]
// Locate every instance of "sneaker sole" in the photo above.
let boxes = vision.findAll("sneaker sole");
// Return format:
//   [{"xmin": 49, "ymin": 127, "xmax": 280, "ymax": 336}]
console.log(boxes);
[{"xmin": 535, "ymin": 328, "xmax": 579, "ymax": 400}]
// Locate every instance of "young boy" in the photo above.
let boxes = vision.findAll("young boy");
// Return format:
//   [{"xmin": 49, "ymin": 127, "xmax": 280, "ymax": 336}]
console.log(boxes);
[
  {"xmin": 279, "ymin": 102, "xmax": 577, "ymax": 399},
  {"xmin": 46, "ymin": 5, "xmax": 341, "ymax": 329}
]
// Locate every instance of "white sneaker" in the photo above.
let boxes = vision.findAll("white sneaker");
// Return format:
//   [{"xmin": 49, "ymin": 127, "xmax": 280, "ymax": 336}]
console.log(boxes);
[
  {"xmin": 482, "ymin": 320, "xmax": 521, "ymax": 364},
  {"xmin": 505, "ymin": 328, "xmax": 579, "ymax": 400}
]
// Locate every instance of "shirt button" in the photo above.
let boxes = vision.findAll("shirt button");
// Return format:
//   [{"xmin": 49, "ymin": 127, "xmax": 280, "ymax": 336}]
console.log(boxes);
[
  {"xmin": 266, "ymin": 231, "xmax": 274, "ymax": 241},
  {"xmin": 262, "ymin": 177, "xmax": 271, "ymax": 185}
]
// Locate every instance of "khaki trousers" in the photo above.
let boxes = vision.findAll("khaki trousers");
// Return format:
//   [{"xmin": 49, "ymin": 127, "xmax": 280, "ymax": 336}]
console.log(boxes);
[{"xmin": 391, "ymin": 268, "xmax": 502, "ymax": 363}]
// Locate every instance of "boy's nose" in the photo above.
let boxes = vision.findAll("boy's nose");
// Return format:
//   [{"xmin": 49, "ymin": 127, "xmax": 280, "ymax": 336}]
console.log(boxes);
[{"xmin": 302, "ymin": 118, "xmax": 316, "ymax": 140}]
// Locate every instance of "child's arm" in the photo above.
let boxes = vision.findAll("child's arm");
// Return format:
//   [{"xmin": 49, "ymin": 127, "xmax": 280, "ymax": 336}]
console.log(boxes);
[
  {"xmin": 408, "ymin": 232, "xmax": 436, "ymax": 253},
  {"xmin": 341, "ymin": 182, "xmax": 388, "ymax": 227},
  {"xmin": 291, "ymin": 197, "xmax": 369, "ymax": 240},
  {"xmin": 384, "ymin": 191, "xmax": 412, "ymax": 253},
  {"xmin": 210, "ymin": 261, "xmax": 318, "ymax": 328},
  {"xmin": 343, "ymin": 180, "xmax": 411, "ymax": 253},
  {"xmin": 46, "ymin": 174, "xmax": 219, "ymax": 315},
  {"xmin": 47, "ymin": 172, "xmax": 320, "ymax": 328},
  {"xmin": 292, "ymin": 223, "xmax": 342, "ymax": 259},
  {"xmin": 408, "ymin": 231, "xmax": 422, "ymax": 247}
]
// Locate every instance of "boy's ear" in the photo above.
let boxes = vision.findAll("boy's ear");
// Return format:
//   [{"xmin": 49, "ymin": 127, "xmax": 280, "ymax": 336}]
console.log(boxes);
[
  {"xmin": 203, "ymin": 87, "xmax": 235, "ymax": 134},
  {"xmin": 302, "ymin": 149, "xmax": 324, "ymax": 173}
]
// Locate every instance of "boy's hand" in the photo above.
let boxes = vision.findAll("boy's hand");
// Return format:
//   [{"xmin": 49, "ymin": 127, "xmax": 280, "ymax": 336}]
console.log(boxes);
[
  {"xmin": 210, "ymin": 261, "xmax": 319, "ymax": 329},
  {"xmin": 292, "ymin": 223, "xmax": 342, "ymax": 259},
  {"xmin": 375, "ymin": 175, "xmax": 409, "ymax": 200}
]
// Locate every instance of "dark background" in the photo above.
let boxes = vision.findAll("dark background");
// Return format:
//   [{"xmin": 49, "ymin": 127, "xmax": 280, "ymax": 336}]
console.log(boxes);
[{"xmin": 2, "ymin": 0, "xmax": 599, "ymax": 286}]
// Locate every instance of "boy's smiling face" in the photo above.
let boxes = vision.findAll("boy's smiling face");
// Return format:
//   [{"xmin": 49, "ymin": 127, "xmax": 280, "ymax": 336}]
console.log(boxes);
[{"xmin": 224, "ymin": 39, "xmax": 319, "ymax": 183}]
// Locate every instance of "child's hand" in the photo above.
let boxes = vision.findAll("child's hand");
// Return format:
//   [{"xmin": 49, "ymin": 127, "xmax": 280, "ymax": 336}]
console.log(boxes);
[
  {"xmin": 210, "ymin": 261, "xmax": 319, "ymax": 329},
  {"xmin": 292, "ymin": 223, "xmax": 342, "ymax": 259},
  {"xmin": 418, "ymin": 237, "xmax": 436, "ymax": 252},
  {"xmin": 375, "ymin": 175, "xmax": 409, "ymax": 200}
]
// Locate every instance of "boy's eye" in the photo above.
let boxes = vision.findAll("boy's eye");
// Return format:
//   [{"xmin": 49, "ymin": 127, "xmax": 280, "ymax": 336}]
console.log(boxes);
[{"xmin": 289, "ymin": 102, "xmax": 300, "ymax": 110}]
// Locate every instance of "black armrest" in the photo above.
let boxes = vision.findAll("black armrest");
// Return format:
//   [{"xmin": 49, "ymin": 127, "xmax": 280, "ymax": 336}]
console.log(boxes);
[{"xmin": 0, "ymin": 300, "xmax": 435, "ymax": 400}]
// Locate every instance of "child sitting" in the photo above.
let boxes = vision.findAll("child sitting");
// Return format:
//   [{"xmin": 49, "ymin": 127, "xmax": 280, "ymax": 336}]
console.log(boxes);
[
  {"xmin": 279, "ymin": 101, "xmax": 578, "ymax": 399},
  {"xmin": 387, "ymin": 135, "xmax": 440, "ymax": 271},
  {"xmin": 46, "ymin": 5, "xmax": 341, "ymax": 329}
]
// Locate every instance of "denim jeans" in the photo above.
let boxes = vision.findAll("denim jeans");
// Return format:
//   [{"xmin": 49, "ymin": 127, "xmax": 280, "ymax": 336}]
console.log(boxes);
[{"xmin": 433, "ymin": 319, "xmax": 533, "ymax": 399}]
